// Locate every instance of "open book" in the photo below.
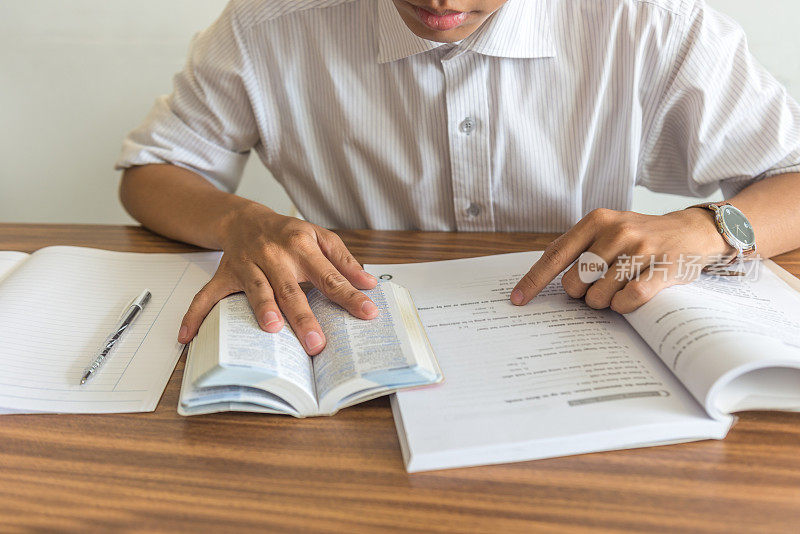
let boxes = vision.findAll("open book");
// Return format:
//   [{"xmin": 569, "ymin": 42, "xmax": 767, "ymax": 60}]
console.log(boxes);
[
  {"xmin": 178, "ymin": 281, "xmax": 442, "ymax": 417},
  {"xmin": 364, "ymin": 252, "xmax": 800, "ymax": 472}
]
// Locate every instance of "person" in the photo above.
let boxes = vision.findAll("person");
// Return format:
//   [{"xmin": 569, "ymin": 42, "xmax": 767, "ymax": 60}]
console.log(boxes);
[{"xmin": 117, "ymin": 0, "xmax": 800, "ymax": 356}]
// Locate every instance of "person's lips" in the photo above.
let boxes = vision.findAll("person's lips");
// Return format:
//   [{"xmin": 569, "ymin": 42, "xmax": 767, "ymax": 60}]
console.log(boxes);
[{"xmin": 414, "ymin": 6, "xmax": 469, "ymax": 31}]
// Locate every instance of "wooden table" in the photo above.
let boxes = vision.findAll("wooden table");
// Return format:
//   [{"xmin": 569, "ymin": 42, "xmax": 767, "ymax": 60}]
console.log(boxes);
[{"xmin": 2, "ymin": 224, "xmax": 800, "ymax": 533}]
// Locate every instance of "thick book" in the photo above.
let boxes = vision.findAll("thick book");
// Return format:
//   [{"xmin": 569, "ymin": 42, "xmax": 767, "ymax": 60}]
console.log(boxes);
[
  {"xmin": 178, "ymin": 281, "xmax": 442, "ymax": 417},
  {"xmin": 364, "ymin": 252, "xmax": 800, "ymax": 472}
]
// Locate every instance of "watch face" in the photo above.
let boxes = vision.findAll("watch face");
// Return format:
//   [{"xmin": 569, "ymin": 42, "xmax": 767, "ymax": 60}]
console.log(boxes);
[{"xmin": 720, "ymin": 206, "xmax": 755, "ymax": 246}]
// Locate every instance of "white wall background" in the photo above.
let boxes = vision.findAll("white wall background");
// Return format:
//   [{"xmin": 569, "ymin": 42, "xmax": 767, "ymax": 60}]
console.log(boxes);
[{"xmin": 1, "ymin": 0, "xmax": 798, "ymax": 224}]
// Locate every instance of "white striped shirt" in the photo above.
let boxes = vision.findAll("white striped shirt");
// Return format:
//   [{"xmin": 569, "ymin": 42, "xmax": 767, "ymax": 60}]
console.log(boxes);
[{"xmin": 116, "ymin": 0, "xmax": 800, "ymax": 232}]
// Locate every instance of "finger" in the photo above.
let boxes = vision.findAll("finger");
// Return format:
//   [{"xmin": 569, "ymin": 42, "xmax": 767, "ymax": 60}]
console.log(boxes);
[
  {"xmin": 266, "ymin": 271, "xmax": 326, "ymax": 355},
  {"xmin": 299, "ymin": 248, "xmax": 379, "ymax": 320},
  {"xmin": 560, "ymin": 236, "xmax": 629, "ymax": 300},
  {"xmin": 581, "ymin": 251, "xmax": 651, "ymax": 309},
  {"xmin": 610, "ymin": 262, "xmax": 695, "ymax": 314},
  {"xmin": 234, "ymin": 262, "xmax": 283, "ymax": 333},
  {"xmin": 583, "ymin": 258, "xmax": 639, "ymax": 309},
  {"xmin": 316, "ymin": 229, "xmax": 377, "ymax": 290},
  {"xmin": 179, "ymin": 275, "xmax": 238, "ymax": 343},
  {"xmin": 512, "ymin": 210, "xmax": 612, "ymax": 305}
]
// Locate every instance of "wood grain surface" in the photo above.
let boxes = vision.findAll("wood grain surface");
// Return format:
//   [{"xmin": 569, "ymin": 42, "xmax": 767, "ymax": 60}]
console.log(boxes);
[{"xmin": 1, "ymin": 223, "xmax": 799, "ymax": 533}]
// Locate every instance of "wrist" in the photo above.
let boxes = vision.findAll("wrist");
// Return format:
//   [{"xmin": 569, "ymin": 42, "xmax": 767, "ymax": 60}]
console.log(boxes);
[
  {"xmin": 217, "ymin": 199, "xmax": 276, "ymax": 250},
  {"xmin": 676, "ymin": 207, "xmax": 738, "ymax": 259}
]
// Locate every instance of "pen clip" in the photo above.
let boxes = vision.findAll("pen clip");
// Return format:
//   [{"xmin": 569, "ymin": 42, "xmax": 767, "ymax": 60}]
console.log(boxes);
[
  {"xmin": 117, "ymin": 289, "xmax": 152, "ymax": 320},
  {"xmin": 118, "ymin": 296, "xmax": 137, "ymax": 320}
]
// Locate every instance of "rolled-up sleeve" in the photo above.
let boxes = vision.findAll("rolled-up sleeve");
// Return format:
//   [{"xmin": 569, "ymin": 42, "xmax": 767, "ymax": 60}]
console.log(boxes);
[
  {"xmin": 115, "ymin": 2, "xmax": 258, "ymax": 192},
  {"xmin": 638, "ymin": 1, "xmax": 800, "ymax": 199}
]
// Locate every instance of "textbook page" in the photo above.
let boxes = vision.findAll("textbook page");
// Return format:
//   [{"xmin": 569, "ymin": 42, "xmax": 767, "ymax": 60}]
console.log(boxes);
[
  {"xmin": 0, "ymin": 246, "xmax": 221, "ymax": 413},
  {"xmin": 625, "ymin": 261, "xmax": 800, "ymax": 418},
  {"xmin": 366, "ymin": 253, "xmax": 728, "ymax": 472}
]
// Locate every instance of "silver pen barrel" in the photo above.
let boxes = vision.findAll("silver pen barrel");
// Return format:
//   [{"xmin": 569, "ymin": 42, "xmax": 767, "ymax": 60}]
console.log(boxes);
[{"xmin": 79, "ymin": 289, "xmax": 151, "ymax": 385}]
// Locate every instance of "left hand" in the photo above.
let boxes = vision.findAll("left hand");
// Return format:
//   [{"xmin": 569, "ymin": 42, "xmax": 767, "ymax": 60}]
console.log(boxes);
[{"xmin": 511, "ymin": 208, "xmax": 736, "ymax": 313}]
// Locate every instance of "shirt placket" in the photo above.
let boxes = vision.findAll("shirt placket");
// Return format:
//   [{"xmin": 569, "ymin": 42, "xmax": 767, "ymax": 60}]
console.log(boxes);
[{"xmin": 441, "ymin": 49, "xmax": 495, "ymax": 231}]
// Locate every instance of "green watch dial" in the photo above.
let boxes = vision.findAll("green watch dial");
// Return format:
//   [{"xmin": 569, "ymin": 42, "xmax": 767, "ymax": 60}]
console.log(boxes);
[{"xmin": 720, "ymin": 206, "xmax": 755, "ymax": 246}]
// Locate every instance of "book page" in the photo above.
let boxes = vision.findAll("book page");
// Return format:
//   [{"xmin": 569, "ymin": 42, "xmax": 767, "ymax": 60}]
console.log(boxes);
[
  {"xmin": 365, "ymin": 253, "xmax": 727, "ymax": 472},
  {"xmin": 179, "ymin": 342, "xmax": 299, "ymax": 417},
  {"xmin": 309, "ymin": 284, "xmax": 413, "ymax": 401},
  {"xmin": 0, "ymin": 251, "xmax": 28, "ymax": 282},
  {"xmin": 625, "ymin": 261, "xmax": 800, "ymax": 418},
  {"xmin": 0, "ymin": 246, "xmax": 221, "ymax": 413},
  {"xmin": 218, "ymin": 293, "xmax": 315, "ymax": 401}
]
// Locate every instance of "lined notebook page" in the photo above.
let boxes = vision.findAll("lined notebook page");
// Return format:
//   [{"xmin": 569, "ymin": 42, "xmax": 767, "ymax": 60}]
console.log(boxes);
[
  {"xmin": 0, "ymin": 251, "xmax": 29, "ymax": 283},
  {"xmin": 0, "ymin": 246, "xmax": 220, "ymax": 413},
  {"xmin": 0, "ymin": 252, "xmax": 33, "ymax": 414}
]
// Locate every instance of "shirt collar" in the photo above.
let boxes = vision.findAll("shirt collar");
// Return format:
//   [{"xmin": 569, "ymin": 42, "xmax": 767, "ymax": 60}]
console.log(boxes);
[{"xmin": 376, "ymin": 0, "xmax": 556, "ymax": 64}]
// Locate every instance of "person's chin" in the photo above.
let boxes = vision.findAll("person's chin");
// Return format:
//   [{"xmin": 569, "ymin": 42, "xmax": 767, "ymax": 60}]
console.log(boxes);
[
  {"xmin": 408, "ymin": 23, "xmax": 468, "ymax": 42},
  {"xmin": 396, "ymin": 1, "xmax": 479, "ymax": 42}
]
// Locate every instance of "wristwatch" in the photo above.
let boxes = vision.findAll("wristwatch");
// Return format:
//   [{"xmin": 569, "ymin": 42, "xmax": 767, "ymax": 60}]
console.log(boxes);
[{"xmin": 689, "ymin": 202, "xmax": 756, "ymax": 266}]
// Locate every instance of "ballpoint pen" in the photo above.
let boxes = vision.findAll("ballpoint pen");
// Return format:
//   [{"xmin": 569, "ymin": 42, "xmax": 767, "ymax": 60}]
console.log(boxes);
[{"xmin": 80, "ymin": 289, "xmax": 152, "ymax": 385}]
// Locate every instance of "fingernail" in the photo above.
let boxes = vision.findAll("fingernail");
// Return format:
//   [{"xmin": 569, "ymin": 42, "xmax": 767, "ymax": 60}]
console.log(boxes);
[
  {"xmin": 361, "ymin": 270, "xmax": 377, "ymax": 281},
  {"xmin": 362, "ymin": 300, "xmax": 378, "ymax": 316},
  {"xmin": 263, "ymin": 311, "xmax": 281, "ymax": 327},
  {"xmin": 305, "ymin": 331, "xmax": 324, "ymax": 351},
  {"xmin": 511, "ymin": 289, "xmax": 525, "ymax": 305},
  {"xmin": 178, "ymin": 325, "xmax": 188, "ymax": 342}
]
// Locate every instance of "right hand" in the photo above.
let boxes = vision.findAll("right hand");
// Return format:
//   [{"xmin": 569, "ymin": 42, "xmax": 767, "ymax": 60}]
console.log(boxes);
[{"xmin": 177, "ymin": 203, "xmax": 379, "ymax": 355}]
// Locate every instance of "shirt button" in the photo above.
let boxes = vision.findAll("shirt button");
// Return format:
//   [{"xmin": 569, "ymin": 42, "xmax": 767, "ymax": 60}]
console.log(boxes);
[
  {"xmin": 466, "ymin": 202, "xmax": 482, "ymax": 217},
  {"xmin": 459, "ymin": 117, "xmax": 476, "ymax": 135}
]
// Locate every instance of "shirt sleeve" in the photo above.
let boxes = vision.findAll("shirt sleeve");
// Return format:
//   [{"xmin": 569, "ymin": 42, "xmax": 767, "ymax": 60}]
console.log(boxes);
[
  {"xmin": 115, "ymin": 2, "xmax": 258, "ymax": 192},
  {"xmin": 638, "ymin": 1, "xmax": 800, "ymax": 199}
]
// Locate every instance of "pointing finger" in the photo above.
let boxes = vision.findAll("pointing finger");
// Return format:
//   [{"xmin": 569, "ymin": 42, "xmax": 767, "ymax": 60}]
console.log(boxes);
[{"xmin": 511, "ymin": 213, "xmax": 605, "ymax": 305}]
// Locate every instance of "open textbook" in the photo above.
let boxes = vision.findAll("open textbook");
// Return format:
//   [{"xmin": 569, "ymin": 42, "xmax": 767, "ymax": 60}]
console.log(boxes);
[
  {"xmin": 178, "ymin": 282, "xmax": 442, "ymax": 417},
  {"xmin": 364, "ymin": 252, "xmax": 800, "ymax": 472},
  {"xmin": 0, "ymin": 247, "xmax": 221, "ymax": 414}
]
